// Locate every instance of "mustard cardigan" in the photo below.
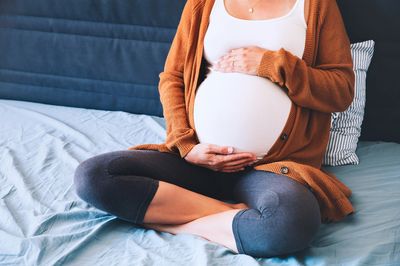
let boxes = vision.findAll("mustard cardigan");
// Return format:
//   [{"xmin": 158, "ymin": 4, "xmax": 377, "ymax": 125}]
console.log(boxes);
[{"xmin": 128, "ymin": 0, "xmax": 355, "ymax": 223}]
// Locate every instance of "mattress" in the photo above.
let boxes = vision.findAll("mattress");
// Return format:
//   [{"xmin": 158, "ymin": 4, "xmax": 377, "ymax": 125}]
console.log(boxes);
[{"xmin": 1, "ymin": 99, "xmax": 399, "ymax": 266}]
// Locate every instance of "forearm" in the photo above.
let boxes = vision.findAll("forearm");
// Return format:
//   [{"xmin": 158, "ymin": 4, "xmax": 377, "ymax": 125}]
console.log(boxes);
[
  {"xmin": 157, "ymin": 0, "xmax": 199, "ymax": 158},
  {"xmin": 257, "ymin": 48, "xmax": 355, "ymax": 113},
  {"xmin": 159, "ymin": 71, "xmax": 199, "ymax": 158}
]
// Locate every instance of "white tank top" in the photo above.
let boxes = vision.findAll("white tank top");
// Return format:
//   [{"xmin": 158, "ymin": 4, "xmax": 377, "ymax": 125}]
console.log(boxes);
[{"xmin": 193, "ymin": 0, "xmax": 307, "ymax": 159}]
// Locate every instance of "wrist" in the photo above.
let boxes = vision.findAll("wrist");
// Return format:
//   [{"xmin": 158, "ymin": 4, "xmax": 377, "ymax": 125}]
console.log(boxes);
[{"xmin": 176, "ymin": 139, "xmax": 198, "ymax": 158}]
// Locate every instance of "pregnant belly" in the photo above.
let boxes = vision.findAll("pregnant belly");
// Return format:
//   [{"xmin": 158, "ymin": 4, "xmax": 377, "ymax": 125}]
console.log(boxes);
[{"xmin": 193, "ymin": 71, "xmax": 292, "ymax": 159}]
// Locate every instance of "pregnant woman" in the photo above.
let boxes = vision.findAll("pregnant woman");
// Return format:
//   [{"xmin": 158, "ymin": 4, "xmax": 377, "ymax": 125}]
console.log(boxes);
[{"xmin": 74, "ymin": 0, "xmax": 355, "ymax": 258}]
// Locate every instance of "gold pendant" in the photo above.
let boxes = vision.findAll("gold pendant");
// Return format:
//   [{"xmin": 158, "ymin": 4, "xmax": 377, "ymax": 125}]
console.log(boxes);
[{"xmin": 249, "ymin": 7, "xmax": 254, "ymax": 13}]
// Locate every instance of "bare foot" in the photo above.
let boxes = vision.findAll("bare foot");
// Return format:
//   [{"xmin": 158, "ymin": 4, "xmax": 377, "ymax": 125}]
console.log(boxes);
[{"xmin": 143, "ymin": 209, "xmax": 245, "ymax": 253}]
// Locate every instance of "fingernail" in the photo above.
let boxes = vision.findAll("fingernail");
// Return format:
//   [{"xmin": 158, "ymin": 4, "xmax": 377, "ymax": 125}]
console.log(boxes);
[{"xmin": 228, "ymin": 147, "xmax": 233, "ymax": 153}]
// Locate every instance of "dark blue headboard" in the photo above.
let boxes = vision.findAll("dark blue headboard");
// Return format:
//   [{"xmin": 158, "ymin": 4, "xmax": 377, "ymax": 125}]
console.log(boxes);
[
  {"xmin": 0, "ymin": 0, "xmax": 185, "ymax": 117},
  {"xmin": 1, "ymin": 0, "xmax": 399, "ymax": 143}
]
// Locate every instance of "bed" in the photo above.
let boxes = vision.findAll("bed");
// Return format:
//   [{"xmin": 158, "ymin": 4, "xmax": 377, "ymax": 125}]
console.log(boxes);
[
  {"xmin": 1, "ymin": 0, "xmax": 400, "ymax": 265},
  {"xmin": 1, "ymin": 99, "xmax": 399, "ymax": 265}
]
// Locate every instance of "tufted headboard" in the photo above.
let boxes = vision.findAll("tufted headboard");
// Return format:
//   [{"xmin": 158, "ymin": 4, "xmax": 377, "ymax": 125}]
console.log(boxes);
[
  {"xmin": 0, "ymin": 0, "xmax": 399, "ymax": 143},
  {"xmin": 0, "ymin": 0, "xmax": 186, "ymax": 117}
]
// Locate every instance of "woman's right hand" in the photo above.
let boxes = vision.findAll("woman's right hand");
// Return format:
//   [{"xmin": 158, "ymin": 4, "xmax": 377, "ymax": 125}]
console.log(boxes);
[{"xmin": 183, "ymin": 143, "xmax": 259, "ymax": 173}]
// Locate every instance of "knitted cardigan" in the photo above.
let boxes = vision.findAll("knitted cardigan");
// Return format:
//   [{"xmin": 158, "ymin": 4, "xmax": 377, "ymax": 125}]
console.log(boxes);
[{"xmin": 128, "ymin": 0, "xmax": 356, "ymax": 223}]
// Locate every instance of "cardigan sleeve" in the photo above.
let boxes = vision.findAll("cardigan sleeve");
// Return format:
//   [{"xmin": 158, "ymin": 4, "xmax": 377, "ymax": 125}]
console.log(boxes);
[
  {"xmin": 158, "ymin": 0, "xmax": 199, "ymax": 158},
  {"xmin": 256, "ymin": 0, "xmax": 355, "ymax": 113}
]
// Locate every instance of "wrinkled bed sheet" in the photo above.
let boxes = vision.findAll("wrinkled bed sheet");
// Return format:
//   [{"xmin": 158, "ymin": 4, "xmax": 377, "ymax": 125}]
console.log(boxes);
[{"xmin": 0, "ymin": 99, "xmax": 399, "ymax": 266}]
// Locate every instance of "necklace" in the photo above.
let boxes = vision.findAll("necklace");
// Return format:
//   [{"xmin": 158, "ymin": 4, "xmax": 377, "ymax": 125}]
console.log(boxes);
[{"xmin": 247, "ymin": 0, "xmax": 264, "ymax": 13}]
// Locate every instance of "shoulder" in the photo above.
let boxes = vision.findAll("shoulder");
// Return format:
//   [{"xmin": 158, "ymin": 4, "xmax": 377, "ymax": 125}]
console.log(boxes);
[
  {"xmin": 309, "ymin": 0, "xmax": 340, "ymax": 14},
  {"xmin": 181, "ymin": 0, "xmax": 209, "ymax": 15},
  {"xmin": 179, "ymin": 0, "xmax": 212, "ymax": 22},
  {"xmin": 313, "ymin": 0, "xmax": 338, "ymax": 9},
  {"xmin": 317, "ymin": 0, "xmax": 342, "ymax": 15},
  {"xmin": 189, "ymin": 0, "xmax": 217, "ymax": 13},
  {"xmin": 185, "ymin": 0, "xmax": 204, "ymax": 9},
  {"xmin": 308, "ymin": 0, "xmax": 343, "ymax": 25}
]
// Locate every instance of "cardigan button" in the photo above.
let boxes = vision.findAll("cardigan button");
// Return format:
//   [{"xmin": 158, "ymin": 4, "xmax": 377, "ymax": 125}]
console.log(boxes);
[
  {"xmin": 280, "ymin": 133, "xmax": 288, "ymax": 141},
  {"xmin": 280, "ymin": 166, "xmax": 289, "ymax": 174}
]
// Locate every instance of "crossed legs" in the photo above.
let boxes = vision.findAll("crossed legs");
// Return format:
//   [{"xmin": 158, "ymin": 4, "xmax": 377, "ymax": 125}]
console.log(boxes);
[{"xmin": 74, "ymin": 150, "xmax": 321, "ymax": 257}]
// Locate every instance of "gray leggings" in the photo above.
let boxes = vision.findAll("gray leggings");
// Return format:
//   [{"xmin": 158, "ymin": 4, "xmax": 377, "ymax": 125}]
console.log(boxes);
[{"xmin": 74, "ymin": 150, "xmax": 321, "ymax": 258}]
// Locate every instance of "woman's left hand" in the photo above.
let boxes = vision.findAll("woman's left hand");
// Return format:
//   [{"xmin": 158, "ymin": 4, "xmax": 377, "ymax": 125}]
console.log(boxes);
[{"xmin": 212, "ymin": 46, "xmax": 267, "ymax": 75}]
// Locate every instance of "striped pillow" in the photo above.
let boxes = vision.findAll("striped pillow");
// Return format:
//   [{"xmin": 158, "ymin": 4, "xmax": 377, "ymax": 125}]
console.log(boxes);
[{"xmin": 323, "ymin": 40, "xmax": 375, "ymax": 166}]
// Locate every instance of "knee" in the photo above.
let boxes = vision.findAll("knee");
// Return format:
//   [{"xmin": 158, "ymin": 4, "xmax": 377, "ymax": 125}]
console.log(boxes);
[
  {"xmin": 274, "ymin": 206, "xmax": 321, "ymax": 256},
  {"xmin": 234, "ymin": 190, "xmax": 321, "ymax": 258},
  {"xmin": 235, "ymin": 208, "xmax": 321, "ymax": 258},
  {"xmin": 73, "ymin": 155, "xmax": 108, "ymax": 204}
]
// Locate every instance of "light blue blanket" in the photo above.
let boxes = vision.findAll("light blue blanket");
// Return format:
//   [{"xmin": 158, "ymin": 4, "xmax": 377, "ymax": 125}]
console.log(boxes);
[{"xmin": 1, "ymin": 99, "xmax": 399, "ymax": 265}]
